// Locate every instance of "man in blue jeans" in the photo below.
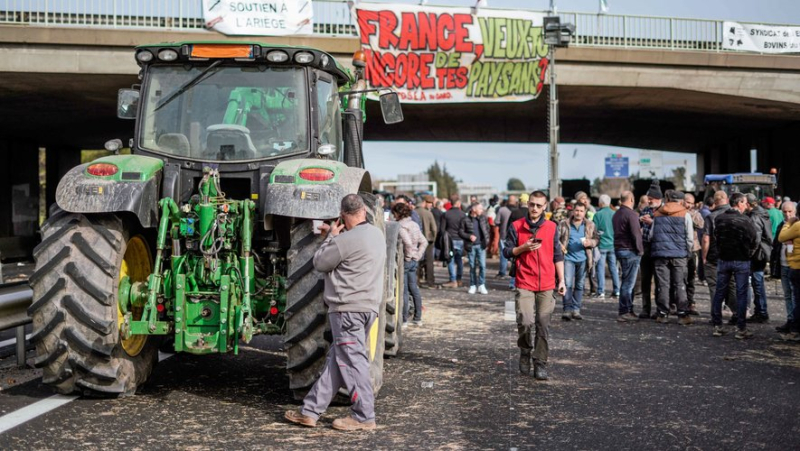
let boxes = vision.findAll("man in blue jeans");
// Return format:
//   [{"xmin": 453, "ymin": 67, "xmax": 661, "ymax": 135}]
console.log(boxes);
[
  {"xmin": 460, "ymin": 203, "xmax": 490, "ymax": 294},
  {"xmin": 745, "ymin": 193, "xmax": 773, "ymax": 323},
  {"xmin": 557, "ymin": 203, "xmax": 598, "ymax": 320},
  {"xmin": 613, "ymin": 191, "xmax": 644, "ymax": 321},
  {"xmin": 593, "ymin": 194, "xmax": 620, "ymax": 299},
  {"xmin": 711, "ymin": 193, "xmax": 759, "ymax": 339},
  {"xmin": 441, "ymin": 198, "xmax": 467, "ymax": 288}
]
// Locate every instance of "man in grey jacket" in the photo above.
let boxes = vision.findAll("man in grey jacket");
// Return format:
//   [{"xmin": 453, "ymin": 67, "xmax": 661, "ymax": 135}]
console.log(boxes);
[{"xmin": 285, "ymin": 194, "xmax": 386, "ymax": 432}]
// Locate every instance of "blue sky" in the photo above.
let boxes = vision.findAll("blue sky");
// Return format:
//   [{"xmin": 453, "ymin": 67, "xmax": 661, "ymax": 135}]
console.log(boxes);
[{"xmin": 361, "ymin": 0, "xmax": 799, "ymax": 191}]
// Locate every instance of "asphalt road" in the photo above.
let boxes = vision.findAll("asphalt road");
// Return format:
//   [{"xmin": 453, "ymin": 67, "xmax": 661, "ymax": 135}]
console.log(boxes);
[{"xmin": 1, "ymin": 259, "xmax": 799, "ymax": 450}]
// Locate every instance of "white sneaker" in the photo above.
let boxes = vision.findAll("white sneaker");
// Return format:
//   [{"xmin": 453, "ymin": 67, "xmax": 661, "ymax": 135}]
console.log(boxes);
[
  {"xmin": 468, "ymin": 285, "xmax": 477, "ymax": 294},
  {"xmin": 401, "ymin": 322, "xmax": 408, "ymax": 329},
  {"xmin": 478, "ymin": 285, "xmax": 488, "ymax": 295}
]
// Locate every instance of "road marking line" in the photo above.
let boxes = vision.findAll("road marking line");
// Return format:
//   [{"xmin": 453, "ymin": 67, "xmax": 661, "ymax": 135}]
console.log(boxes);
[
  {"xmin": 0, "ymin": 394, "xmax": 78, "ymax": 434},
  {"xmin": 0, "ymin": 351, "xmax": 175, "ymax": 435},
  {"xmin": 0, "ymin": 334, "xmax": 31, "ymax": 349}
]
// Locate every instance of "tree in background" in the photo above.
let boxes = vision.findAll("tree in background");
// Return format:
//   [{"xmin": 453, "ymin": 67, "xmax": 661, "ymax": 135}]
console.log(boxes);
[
  {"xmin": 669, "ymin": 167, "xmax": 687, "ymax": 191},
  {"xmin": 507, "ymin": 177, "xmax": 526, "ymax": 191},
  {"xmin": 426, "ymin": 161, "xmax": 459, "ymax": 199}
]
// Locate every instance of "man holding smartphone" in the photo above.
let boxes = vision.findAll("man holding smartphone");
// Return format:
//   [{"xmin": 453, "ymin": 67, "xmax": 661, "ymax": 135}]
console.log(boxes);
[
  {"xmin": 285, "ymin": 194, "xmax": 386, "ymax": 431},
  {"xmin": 503, "ymin": 190, "xmax": 566, "ymax": 381}
]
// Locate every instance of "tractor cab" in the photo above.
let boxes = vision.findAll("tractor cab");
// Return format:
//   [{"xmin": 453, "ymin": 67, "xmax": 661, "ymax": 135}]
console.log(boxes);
[
  {"xmin": 118, "ymin": 42, "xmax": 400, "ymax": 166},
  {"xmin": 703, "ymin": 173, "xmax": 777, "ymax": 203}
]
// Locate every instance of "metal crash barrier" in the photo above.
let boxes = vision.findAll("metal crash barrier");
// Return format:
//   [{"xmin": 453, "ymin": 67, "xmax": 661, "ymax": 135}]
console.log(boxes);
[{"xmin": 0, "ymin": 281, "xmax": 33, "ymax": 367}]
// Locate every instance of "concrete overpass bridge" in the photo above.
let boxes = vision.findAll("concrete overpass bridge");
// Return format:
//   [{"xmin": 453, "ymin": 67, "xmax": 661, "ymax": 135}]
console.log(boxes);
[{"xmin": 0, "ymin": 1, "xmax": 798, "ymax": 243}]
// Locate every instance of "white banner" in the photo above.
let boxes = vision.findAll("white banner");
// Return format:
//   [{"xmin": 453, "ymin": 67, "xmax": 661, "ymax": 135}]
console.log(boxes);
[
  {"xmin": 203, "ymin": 0, "xmax": 313, "ymax": 36},
  {"xmin": 353, "ymin": 3, "xmax": 550, "ymax": 103},
  {"xmin": 723, "ymin": 21, "xmax": 800, "ymax": 54}
]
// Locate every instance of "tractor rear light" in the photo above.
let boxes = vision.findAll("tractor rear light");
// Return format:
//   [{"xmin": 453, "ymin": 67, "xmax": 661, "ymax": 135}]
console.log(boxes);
[
  {"xmin": 156, "ymin": 304, "xmax": 165, "ymax": 313},
  {"xmin": 87, "ymin": 163, "xmax": 118, "ymax": 177},
  {"xmin": 298, "ymin": 168, "xmax": 334, "ymax": 181},
  {"xmin": 270, "ymin": 307, "xmax": 279, "ymax": 316},
  {"xmin": 266, "ymin": 50, "xmax": 289, "ymax": 63},
  {"xmin": 136, "ymin": 50, "xmax": 154, "ymax": 63},
  {"xmin": 294, "ymin": 51, "xmax": 314, "ymax": 64},
  {"xmin": 191, "ymin": 44, "xmax": 253, "ymax": 59},
  {"xmin": 158, "ymin": 49, "xmax": 179, "ymax": 61}
]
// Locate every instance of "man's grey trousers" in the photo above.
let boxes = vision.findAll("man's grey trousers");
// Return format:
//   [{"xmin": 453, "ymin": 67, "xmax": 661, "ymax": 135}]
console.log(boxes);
[{"xmin": 300, "ymin": 312, "xmax": 377, "ymax": 422}]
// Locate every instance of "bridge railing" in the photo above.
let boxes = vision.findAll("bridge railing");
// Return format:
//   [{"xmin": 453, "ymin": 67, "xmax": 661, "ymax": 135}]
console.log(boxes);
[
  {"xmin": 0, "ymin": 1, "xmax": 783, "ymax": 54},
  {"xmin": 563, "ymin": 12, "xmax": 722, "ymax": 51}
]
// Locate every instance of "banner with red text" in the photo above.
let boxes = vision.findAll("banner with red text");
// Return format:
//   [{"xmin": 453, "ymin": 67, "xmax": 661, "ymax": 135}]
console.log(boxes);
[{"xmin": 353, "ymin": 3, "xmax": 549, "ymax": 103}]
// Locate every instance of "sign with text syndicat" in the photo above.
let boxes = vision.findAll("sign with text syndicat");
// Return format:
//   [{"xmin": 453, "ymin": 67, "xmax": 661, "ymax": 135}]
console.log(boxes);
[
  {"xmin": 353, "ymin": 3, "xmax": 550, "ymax": 103},
  {"xmin": 605, "ymin": 154, "xmax": 629, "ymax": 178},
  {"xmin": 723, "ymin": 21, "xmax": 800, "ymax": 54},
  {"xmin": 203, "ymin": 0, "xmax": 313, "ymax": 36}
]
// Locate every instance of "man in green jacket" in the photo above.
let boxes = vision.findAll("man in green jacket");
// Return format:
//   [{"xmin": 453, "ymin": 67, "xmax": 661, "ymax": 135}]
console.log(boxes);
[
  {"xmin": 593, "ymin": 194, "xmax": 620, "ymax": 298},
  {"xmin": 764, "ymin": 197, "xmax": 784, "ymax": 238}
]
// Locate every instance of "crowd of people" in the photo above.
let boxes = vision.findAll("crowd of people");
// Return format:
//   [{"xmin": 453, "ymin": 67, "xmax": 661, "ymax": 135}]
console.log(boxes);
[
  {"xmin": 380, "ymin": 185, "xmax": 800, "ymax": 347},
  {"xmin": 285, "ymin": 188, "xmax": 800, "ymax": 429}
]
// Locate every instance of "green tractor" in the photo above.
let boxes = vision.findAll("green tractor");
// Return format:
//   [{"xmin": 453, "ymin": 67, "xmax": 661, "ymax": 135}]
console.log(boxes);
[{"xmin": 28, "ymin": 42, "xmax": 406, "ymax": 398}]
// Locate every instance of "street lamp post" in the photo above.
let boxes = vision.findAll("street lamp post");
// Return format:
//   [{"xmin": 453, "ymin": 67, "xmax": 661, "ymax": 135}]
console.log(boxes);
[
  {"xmin": 547, "ymin": 44, "xmax": 559, "ymax": 200},
  {"xmin": 543, "ymin": 14, "xmax": 574, "ymax": 200}
]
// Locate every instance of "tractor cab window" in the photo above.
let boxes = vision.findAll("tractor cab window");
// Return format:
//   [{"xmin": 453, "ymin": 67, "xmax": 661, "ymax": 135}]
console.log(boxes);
[
  {"xmin": 315, "ymin": 76, "xmax": 343, "ymax": 161},
  {"xmin": 140, "ymin": 65, "xmax": 309, "ymax": 161}
]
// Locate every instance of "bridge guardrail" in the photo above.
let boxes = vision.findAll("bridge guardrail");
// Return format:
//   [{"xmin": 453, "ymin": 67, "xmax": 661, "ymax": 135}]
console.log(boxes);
[{"xmin": 0, "ymin": 1, "xmax": 793, "ymax": 53}]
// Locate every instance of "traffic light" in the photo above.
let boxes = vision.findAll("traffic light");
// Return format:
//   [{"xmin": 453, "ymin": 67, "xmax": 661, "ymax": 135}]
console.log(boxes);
[{"xmin": 544, "ymin": 16, "xmax": 575, "ymax": 47}]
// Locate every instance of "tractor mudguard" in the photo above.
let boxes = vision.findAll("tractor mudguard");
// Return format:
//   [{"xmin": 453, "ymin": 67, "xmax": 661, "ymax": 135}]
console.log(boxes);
[
  {"xmin": 263, "ymin": 159, "xmax": 371, "ymax": 220},
  {"xmin": 55, "ymin": 155, "xmax": 164, "ymax": 228}
]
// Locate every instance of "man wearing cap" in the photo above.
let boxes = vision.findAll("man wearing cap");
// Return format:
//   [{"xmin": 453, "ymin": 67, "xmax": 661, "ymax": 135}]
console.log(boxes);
[
  {"xmin": 417, "ymin": 195, "xmax": 438, "ymax": 288},
  {"xmin": 649, "ymin": 190, "xmax": 694, "ymax": 324},
  {"xmin": 764, "ymin": 197, "xmax": 783, "ymax": 238},
  {"xmin": 638, "ymin": 180, "xmax": 663, "ymax": 319},
  {"xmin": 745, "ymin": 193, "xmax": 773, "ymax": 323}
]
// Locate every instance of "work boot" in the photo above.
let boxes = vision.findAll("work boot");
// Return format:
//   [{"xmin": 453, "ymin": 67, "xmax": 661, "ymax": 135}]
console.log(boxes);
[
  {"xmin": 688, "ymin": 305, "xmax": 700, "ymax": 316},
  {"xmin": 712, "ymin": 326, "xmax": 726, "ymax": 337},
  {"xmin": 775, "ymin": 322, "xmax": 792, "ymax": 333},
  {"xmin": 519, "ymin": 351, "xmax": 532, "ymax": 375},
  {"xmin": 442, "ymin": 280, "xmax": 458, "ymax": 288},
  {"xmin": 332, "ymin": 416, "xmax": 377, "ymax": 431},
  {"xmin": 678, "ymin": 316, "xmax": 693, "ymax": 326},
  {"xmin": 735, "ymin": 328, "xmax": 754, "ymax": 340},
  {"xmin": 746, "ymin": 313, "xmax": 769, "ymax": 324},
  {"xmin": 561, "ymin": 312, "xmax": 572, "ymax": 321},
  {"xmin": 779, "ymin": 331, "xmax": 800, "ymax": 342},
  {"xmin": 533, "ymin": 363, "xmax": 549, "ymax": 381},
  {"xmin": 285, "ymin": 410, "xmax": 317, "ymax": 428},
  {"xmin": 571, "ymin": 310, "xmax": 583, "ymax": 320},
  {"xmin": 656, "ymin": 315, "xmax": 670, "ymax": 324}
]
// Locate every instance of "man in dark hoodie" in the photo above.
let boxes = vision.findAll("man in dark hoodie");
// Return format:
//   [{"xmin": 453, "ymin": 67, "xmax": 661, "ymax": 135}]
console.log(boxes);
[
  {"xmin": 711, "ymin": 193, "xmax": 759, "ymax": 339},
  {"xmin": 649, "ymin": 190, "xmax": 694, "ymax": 325},
  {"xmin": 745, "ymin": 193, "xmax": 773, "ymax": 323}
]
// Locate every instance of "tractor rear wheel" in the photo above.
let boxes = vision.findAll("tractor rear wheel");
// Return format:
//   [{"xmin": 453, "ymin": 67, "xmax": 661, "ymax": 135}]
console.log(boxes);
[
  {"xmin": 28, "ymin": 213, "xmax": 158, "ymax": 396},
  {"xmin": 383, "ymin": 222, "xmax": 404, "ymax": 357},
  {"xmin": 284, "ymin": 218, "xmax": 386, "ymax": 401}
]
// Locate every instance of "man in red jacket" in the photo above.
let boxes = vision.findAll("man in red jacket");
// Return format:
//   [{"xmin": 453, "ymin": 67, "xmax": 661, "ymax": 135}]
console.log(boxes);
[{"xmin": 503, "ymin": 191, "xmax": 566, "ymax": 380}]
